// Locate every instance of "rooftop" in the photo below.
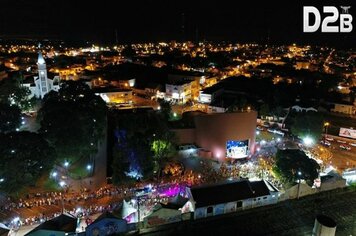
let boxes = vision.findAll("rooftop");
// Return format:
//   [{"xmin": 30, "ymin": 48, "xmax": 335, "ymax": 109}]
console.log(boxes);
[{"xmin": 190, "ymin": 179, "xmax": 271, "ymax": 208}]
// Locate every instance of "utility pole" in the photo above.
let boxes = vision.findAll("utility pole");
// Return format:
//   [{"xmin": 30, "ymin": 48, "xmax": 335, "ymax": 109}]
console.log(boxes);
[
  {"xmin": 115, "ymin": 29, "xmax": 118, "ymax": 45},
  {"xmin": 297, "ymin": 171, "xmax": 302, "ymax": 199},
  {"xmin": 181, "ymin": 13, "xmax": 185, "ymax": 42}
]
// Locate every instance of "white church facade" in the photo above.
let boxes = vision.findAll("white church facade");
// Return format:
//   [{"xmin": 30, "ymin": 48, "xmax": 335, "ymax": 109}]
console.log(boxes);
[{"xmin": 23, "ymin": 51, "xmax": 60, "ymax": 99}]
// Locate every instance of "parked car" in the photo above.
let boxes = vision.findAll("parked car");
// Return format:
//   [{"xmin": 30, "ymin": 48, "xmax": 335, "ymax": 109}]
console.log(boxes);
[
  {"xmin": 337, "ymin": 139, "xmax": 347, "ymax": 144},
  {"xmin": 339, "ymin": 144, "xmax": 351, "ymax": 151},
  {"xmin": 320, "ymin": 140, "xmax": 331, "ymax": 147}
]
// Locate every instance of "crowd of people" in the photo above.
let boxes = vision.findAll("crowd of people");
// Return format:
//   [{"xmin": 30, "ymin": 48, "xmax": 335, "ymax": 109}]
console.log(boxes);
[{"xmin": 1, "ymin": 158, "xmax": 282, "ymax": 230}]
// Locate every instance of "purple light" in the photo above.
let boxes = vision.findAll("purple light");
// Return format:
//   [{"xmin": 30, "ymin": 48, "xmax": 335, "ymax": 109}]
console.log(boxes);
[{"xmin": 158, "ymin": 184, "xmax": 186, "ymax": 197}]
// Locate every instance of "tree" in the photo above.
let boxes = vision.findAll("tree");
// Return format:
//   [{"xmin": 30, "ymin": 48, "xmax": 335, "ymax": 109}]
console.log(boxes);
[
  {"xmin": 259, "ymin": 104, "xmax": 270, "ymax": 118},
  {"xmin": 0, "ymin": 103, "xmax": 21, "ymax": 133},
  {"xmin": 158, "ymin": 99, "xmax": 172, "ymax": 121},
  {"xmin": 111, "ymin": 109, "xmax": 176, "ymax": 182},
  {"xmin": 38, "ymin": 81, "xmax": 107, "ymax": 163},
  {"xmin": 111, "ymin": 146, "xmax": 130, "ymax": 185},
  {"xmin": 0, "ymin": 76, "xmax": 35, "ymax": 111},
  {"xmin": 151, "ymin": 135, "xmax": 176, "ymax": 178},
  {"xmin": 273, "ymin": 149, "xmax": 320, "ymax": 186},
  {"xmin": 271, "ymin": 106, "xmax": 284, "ymax": 121},
  {"xmin": 290, "ymin": 111, "xmax": 324, "ymax": 140},
  {"xmin": 0, "ymin": 132, "xmax": 56, "ymax": 194}
]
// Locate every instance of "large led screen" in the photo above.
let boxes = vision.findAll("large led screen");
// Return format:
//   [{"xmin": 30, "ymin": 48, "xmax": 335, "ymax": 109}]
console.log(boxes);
[{"xmin": 226, "ymin": 140, "xmax": 249, "ymax": 159}]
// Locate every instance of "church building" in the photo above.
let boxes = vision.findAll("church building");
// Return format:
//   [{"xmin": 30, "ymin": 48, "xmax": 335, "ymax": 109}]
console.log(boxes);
[{"xmin": 23, "ymin": 51, "xmax": 60, "ymax": 99}]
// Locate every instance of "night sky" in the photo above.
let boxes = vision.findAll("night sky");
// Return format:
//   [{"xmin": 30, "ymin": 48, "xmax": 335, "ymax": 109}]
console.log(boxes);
[{"xmin": 0, "ymin": 0, "xmax": 354, "ymax": 47}]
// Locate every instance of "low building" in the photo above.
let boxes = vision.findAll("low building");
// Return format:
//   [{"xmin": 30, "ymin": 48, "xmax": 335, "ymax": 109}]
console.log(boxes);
[
  {"xmin": 331, "ymin": 103, "xmax": 355, "ymax": 115},
  {"xmin": 165, "ymin": 80, "xmax": 193, "ymax": 104},
  {"xmin": 173, "ymin": 111, "xmax": 257, "ymax": 160},
  {"xmin": 187, "ymin": 179, "xmax": 279, "ymax": 219},
  {"xmin": 93, "ymin": 87, "xmax": 133, "ymax": 104},
  {"xmin": 25, "ymin": 213, "xmax": 77, "ymax": 236}
]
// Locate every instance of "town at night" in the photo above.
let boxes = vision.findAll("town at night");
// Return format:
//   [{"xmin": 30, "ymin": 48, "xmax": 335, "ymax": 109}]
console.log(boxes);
[{"xmin": 0, "ymin": 0, "xmax": 355, "ymax": 235}]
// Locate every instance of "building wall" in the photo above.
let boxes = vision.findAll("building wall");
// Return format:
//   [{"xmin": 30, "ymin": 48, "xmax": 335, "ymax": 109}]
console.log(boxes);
[
  {"xmin": 171, "ymin": 128, "xmax": 196, "ymax": 144},
  {"xmin": 194, "ymin": 111, "xmax": 257, "ymax": 159},
  {"xmin": 97, "ymin": 91, "xmax": 133, "ymax": 104},
  {"xmin": 165, "ymin": 83, "xmax": 192, "ymax": 104},
  {"xmin": 331, "ymin": 104, "xmax": 355, "ymax": 115},
  {"xmin": 193, "ymin": 196, "xmax": 274, "ymax": 220},
  {"xmin": 199, "ymin": 92, "xmax": 211, "ymax": 104},
  {"xmin": 279, "ymin": 183, "xmax": 317, "ymax": 201},
  {"xmin": 320, "ymin": 178, "xmax": 346, "ymax": 192}
]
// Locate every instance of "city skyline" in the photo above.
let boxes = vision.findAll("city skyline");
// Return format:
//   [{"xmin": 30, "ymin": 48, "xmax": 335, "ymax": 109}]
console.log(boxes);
[{"xmin": 0, "ymin": 0, "xmax": 354, "ymax": 47}]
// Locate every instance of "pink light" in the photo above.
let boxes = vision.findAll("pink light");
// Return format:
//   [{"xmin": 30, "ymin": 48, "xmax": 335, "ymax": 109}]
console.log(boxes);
[{"xmin": 158, "ymin": 184, "xmax": 186, "ymax": 197}]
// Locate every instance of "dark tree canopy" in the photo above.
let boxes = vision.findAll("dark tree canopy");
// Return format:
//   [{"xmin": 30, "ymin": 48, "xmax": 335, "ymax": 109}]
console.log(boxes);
[
  {"xmin": 111, "ymin": 110, "xmax": 175, "ymax": 184},
  {"xmin": 290, "ymin": 111, "xmax": 324, "ymax": 140},
  {"xmin": 38, "ymin": 81, "xmax": 107, "ymax": 162},
  {"xmin": 0, "ymin": 132, "xmax": 56, "ymax": 193},
  {"xmin": 0, "ymin": 75, "xmax": 35, "ymax": 111},
  {"xmin": 273, "ymin": 149, "xmax": 320, "ymax": 186},
  {"xmin": 0, "ymin": 103, "xmax": 21, "ymax": 133}
]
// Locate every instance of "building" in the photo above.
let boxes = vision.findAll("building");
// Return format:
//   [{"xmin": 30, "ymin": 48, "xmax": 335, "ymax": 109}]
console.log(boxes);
[
  {"xmin": 93, "ymin": 87, "xmax": 133, "ymax": 104},
  {"xmin": 165, "ymin": 80, "xmax": 192, "ymax": 104},
  {"xmin": 187, "ymin": 179, "xmax": 279, "ymax": 219},
  {"xmin": 168, "ymin": 72, "xmax": 204, "ymax": 100},
  {"xmin": 331, "ymin": 103, "xmax": 355, "ymax": 115},
  {"xmin": 23, "ymin": 52, "xmax": 60, "ymax": 99},
  {"xmin": 173, "ymin": 111, "xmax": 257, "ymax": 160},
  {"xmin": 25, "ymin": 213, "xmax": 77, "ymax": 236}
]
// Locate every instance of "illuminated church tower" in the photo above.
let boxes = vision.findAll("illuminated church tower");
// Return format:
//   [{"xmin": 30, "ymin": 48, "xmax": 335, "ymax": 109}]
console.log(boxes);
[
  {"xmin": 29, "ymin": 47, "xmax": 60, "ymax": 99},
  {"xmin": 36, "ymin": 51, "xmax": 50, "ymax": 98}
]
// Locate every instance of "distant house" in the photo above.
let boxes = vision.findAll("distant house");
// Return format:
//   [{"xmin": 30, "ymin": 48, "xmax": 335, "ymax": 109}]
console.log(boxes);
[
  {"xmin": 25, "ymin": 213, "xmax": 77, "ymax": 236},
  {"xmin": 187, "ymin": 179, "xmax": 279, "ymax": 219},
  {"xmin": 331, "ymin": 103, "xmax": 355, "ymax": 115}
]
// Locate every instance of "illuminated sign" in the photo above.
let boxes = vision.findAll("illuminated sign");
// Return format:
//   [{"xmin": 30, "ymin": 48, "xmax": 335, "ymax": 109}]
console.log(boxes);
[{"xmin": 339, "ymin": 128, "xmax": 356, "ymax": 139}]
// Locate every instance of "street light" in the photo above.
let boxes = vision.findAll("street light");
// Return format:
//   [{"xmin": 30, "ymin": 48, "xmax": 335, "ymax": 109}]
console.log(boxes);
[
  {"xmin": 324, "ymin": 122, "xmax": 330, "ymax": 141},
  {"xmin": 64, "ymin": 161, "xmax": 69, "ymax": 168},
  {"xmin": 297, "ymin": 171, "xmax": 302, "ymax": 199},
  {"xmin": 303, "ymin": 136, "xmax": 314, "ymax": 146},
  {"xmin": 51, "ymin": 172, "xmax": 58, "ymax": 178},
  {"xmin": 86, "ymin": 164, "xmax": 92, "ymax": 171},
  {"xmin": 59, "ymin": 181, "xmax": 66, "ymax": 213}
]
